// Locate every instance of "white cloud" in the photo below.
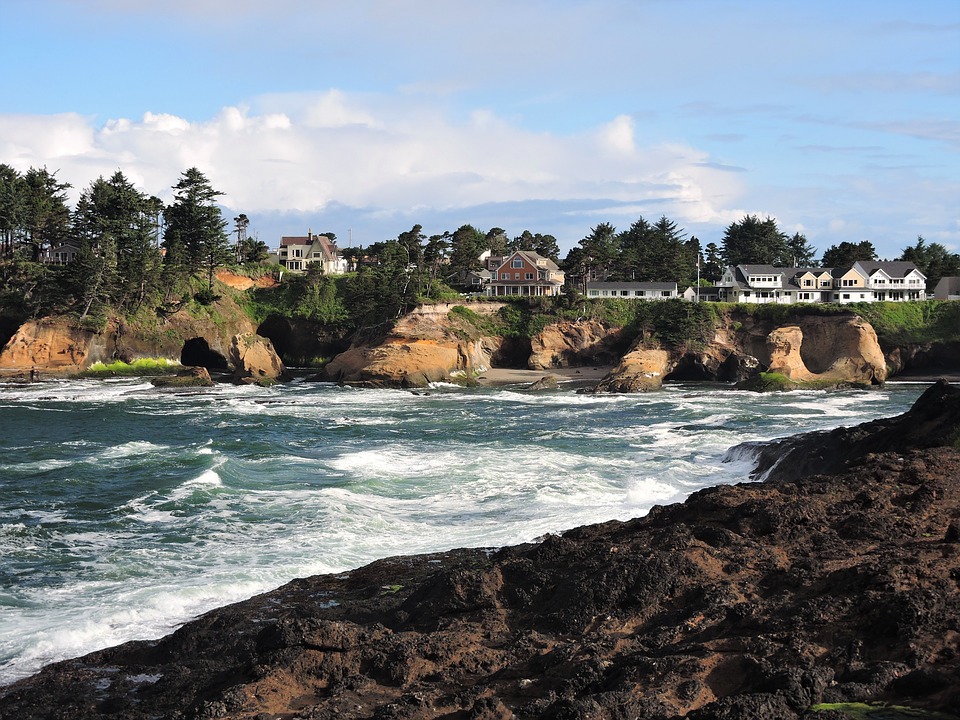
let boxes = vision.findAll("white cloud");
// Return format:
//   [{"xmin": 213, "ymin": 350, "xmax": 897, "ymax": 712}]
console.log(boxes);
[{"xmin": 0, "ymin": 93, "xmax": 743, "ymax": 233}]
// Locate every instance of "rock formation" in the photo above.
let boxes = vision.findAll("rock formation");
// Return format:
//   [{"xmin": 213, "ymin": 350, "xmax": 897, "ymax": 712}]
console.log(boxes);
[
  {"xmin": 0, "ymin": 318, "xmax": 100, "ymax": 375},
  {"xmin": 592, "ymin": 310, "xmax": 891, "ymax": 393},
  {"xmin": 229, "ymin": 333, "xmax": 290, "ymax": 385},
  {"xmin": 591, "ymin": 346, "xmax": 674, "ymax": 392},
  {"xmin": 765, "ymin": 315, "xmax": 887, "ymax": 386},
  {"xmin": 527, "ymin": 319, "xmax": 629, "ymax": 370},
  {"xmin": 2, "ymin": 383, "xmax": 959, "ymax": 719},
  {"xmin": 150, "ymin": 366, "xmax": 215, "ymax": 388},
  {"xmin": 321, "ymin": 304, "xmax": 503, "ymax": 388},
  {"xmin": 0, "ymin": 293, "xmax": 256, "ymax": 378}
]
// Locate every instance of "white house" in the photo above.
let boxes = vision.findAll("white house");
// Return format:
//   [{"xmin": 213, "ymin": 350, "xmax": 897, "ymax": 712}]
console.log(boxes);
[
  {"xmin": 586, "ymin": 281, "xmax": 678, "ymax": 300},
  {"xmin": 716, "ymin": 262, "xmax": 926, "ymax": 304},
  {"xmin": 274, "ymin": 233, "xmax": 348, "ymax": 274}
]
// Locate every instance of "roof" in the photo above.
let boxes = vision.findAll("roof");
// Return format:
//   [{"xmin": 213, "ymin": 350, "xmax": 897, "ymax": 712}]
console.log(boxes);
[
  {"xmin": 853, "ymin": 261, "xmax": 926, "ymax": 279},
  {"xmin": 497, "ymin": 250, "xmax": 561, "ymax": 272},
  {"xmin": 279, "ymin": 234, "xmax": 338, "ymax": 260},
  {"xmin": 934, "ymin": 276, "xmax": 960, "ymax": 297}
]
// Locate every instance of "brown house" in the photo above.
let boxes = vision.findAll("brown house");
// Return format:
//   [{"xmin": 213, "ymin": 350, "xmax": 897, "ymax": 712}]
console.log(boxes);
[{"xmin": 487, "ymin": 251, "xmax": 565, "ymax": 297}]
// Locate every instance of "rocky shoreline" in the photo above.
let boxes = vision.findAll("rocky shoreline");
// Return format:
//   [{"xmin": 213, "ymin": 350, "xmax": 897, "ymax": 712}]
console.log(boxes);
[{"xmin": 2, "ymin": 382, "xmax": 959, "ymax": 719}]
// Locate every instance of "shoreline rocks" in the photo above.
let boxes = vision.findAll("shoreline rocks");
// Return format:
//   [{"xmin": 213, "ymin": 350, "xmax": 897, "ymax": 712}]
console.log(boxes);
[{"xmin": 2, "ymin": 383, "xmax": 959, "ymax": 719}]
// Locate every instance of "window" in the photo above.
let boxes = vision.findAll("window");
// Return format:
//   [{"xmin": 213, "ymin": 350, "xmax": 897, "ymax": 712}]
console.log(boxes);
[
  {"xmin": 525, "ymin": 273, "xmax": 534, "ymax": 280},
  {"xmin": 803, "ymin": 279, "xmax": 812, "ymax": 287},
  {"xmin": 621, "ymin": 290, "xmax": 629, "ymax": 296},
  {"xmin": 501, "ymin": 272, "xmax": 510, "ymax": 280},
  {"xmin": 512, "ymin": 258, "xmax": 523, "ymax": 268},
  {"xmin": 843, "ymin": 293, "xmax": 850, "ymax": 299},
  {"xmin": 662, "ymin": 290, "xmax": 671, "ymax": 297},
  {"xmin": 636, "ymin": 291, "xmax": 644, "ymax": 296},
  {"xmin": 514, "ymin": 273, "xmax": 521, "ymax": 280}
]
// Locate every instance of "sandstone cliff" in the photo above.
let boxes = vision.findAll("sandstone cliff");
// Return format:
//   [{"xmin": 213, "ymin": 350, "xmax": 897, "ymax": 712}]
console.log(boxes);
[
  {"xmin": 593, "ymin": 309, "xmax": 889, "ymax": 393},
  {"xmin": 3, "ymin": 383, "xmax": 958, "ymax": 719},
  {"xmin": 0, "ymin": 294, "xmax": 256, "ymax": 378},
  {"xmin": 320, "ymin": 303, "xmax": 504, "ymax": 388}
]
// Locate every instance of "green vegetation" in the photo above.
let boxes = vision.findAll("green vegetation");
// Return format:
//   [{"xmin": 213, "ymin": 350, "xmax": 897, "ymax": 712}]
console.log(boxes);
[
  {"xmin": 809, "ymin": 702, "xmax": 959, "ymax": 719},
  {"xmin": 80, "ymin": 358, "xmax": 181, "ymax": 378},
  {"xmin": 738, "ymin": 371, "xmax": 795, "ymax": 392},
  {"xmin": 851, "ymin": 301, "xmax": 960, "ymax": 346}
]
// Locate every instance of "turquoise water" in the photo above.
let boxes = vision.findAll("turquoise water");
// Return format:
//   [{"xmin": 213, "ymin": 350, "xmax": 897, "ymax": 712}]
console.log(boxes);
[{"xmin": 0, "ymin": 376, "xmax": 929, "ymax": 684}]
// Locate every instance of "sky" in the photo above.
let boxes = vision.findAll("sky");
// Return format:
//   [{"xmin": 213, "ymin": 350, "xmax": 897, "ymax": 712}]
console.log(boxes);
[{"xmin": 1, "ymin": 0, "xmax": 958, "ymax": 261}]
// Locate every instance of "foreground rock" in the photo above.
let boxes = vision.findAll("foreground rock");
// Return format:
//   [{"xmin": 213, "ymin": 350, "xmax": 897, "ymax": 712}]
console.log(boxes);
[
  {"xmin": 3, "ymin": 384, "xmax": 959, "ymax": 720},
  {"xmin": 150, "ymin": 366, "xmax": 214, "ymax": 388},
  {"xmin": 229, "ymin": 333, "xmax": 291, "ymax": 385}
]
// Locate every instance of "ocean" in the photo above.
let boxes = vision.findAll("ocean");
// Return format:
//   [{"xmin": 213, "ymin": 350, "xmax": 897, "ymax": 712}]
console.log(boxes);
[{"xmin": 0, "ymin": 376, "xmax": 930, "ymax": 685}]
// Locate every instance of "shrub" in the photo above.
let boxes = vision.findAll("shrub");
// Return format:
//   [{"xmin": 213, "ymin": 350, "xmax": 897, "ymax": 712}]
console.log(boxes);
[{"xmin": 80, "ymin": 358, "xmax": 181, "ymax": 378}]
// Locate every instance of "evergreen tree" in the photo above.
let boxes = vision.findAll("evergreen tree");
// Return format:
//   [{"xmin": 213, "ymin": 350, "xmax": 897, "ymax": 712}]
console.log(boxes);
[
  {"xmin": 448, "ymin": 224, "xmax": 486, "ymax": 284},
  {"xmin": 820, "ymin": 240, "xmax": 877, "ymax": 268},
  {"xmin": 20, "ymin": 167, "xmax": 71, "ymax": 262},
  {"xmin": 898, "ymin": 235, "xmax": 960, "ymax": 291},
  {"xmin": 786, "ymin": 232, "xmax": 818, "ymax": 266},
  {"xmin": 702, "ymin": 242, "xmax": 724, "ymax": 283},
  {"xmin": 162, "ymin": 168, "xmax": 230, "ymax": 294},
  {"xmin": 721, "ymin": 215, "xmax": 788, "ymax": 266},
  {"xmin": 485, "ymin": 227, "xmax": 508, "ymax": 256},
  {"xmin": 0, "ymin": 164, "xmax": 25, "ymax": 257}
]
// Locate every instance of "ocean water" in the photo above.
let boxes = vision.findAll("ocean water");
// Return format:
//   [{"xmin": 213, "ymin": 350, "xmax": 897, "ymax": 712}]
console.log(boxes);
[{"xmin": 0, "ymin": 376, "xmax": 930, "ymax": 684}]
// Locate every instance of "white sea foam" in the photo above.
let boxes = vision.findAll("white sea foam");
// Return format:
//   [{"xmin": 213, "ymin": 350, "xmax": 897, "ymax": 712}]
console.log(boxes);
[{"xmin": 0, "ymin": 377, "xmax": 933, "ymax": 686}]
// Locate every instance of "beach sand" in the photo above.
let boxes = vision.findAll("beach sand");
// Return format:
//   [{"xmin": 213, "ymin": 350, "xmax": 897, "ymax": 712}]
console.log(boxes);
[{"xmin": 475, "ymin": 366, "xmax": 612, "ymax": 386}]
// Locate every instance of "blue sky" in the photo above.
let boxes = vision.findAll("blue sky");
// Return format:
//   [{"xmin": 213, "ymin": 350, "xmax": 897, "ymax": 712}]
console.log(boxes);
[{"xmin": 1, "ymin": 0, "xmax": 957, "ymax": 260}]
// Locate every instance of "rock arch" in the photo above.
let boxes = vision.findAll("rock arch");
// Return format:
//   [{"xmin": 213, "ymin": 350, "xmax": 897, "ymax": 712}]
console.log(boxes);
[{"xmin": 180, "ymin": 337, "xmax": 229, "ymax": 370}]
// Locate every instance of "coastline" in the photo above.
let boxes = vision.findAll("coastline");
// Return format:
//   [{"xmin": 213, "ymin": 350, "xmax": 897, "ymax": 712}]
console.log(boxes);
[
  {"xmin": 475, "ymin": 365, "xmax": 613, "ymax": 386},
  {"xmin": 2, "ymin": 382, "xmax": 958, "ymax": 718}
]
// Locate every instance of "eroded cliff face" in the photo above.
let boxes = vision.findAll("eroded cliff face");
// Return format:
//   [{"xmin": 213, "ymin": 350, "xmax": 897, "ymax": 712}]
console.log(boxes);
[
  {"xmin": 527, "ymin": 319, "xmax": 630, "ymax": 370},
  {"xmin": 0, "ymin": 318, "xmax": 101, "ymax": 375},
  {"xmin": 320, "ymin": 303, "xmax": 504, "ymax": 388},
  {"xmin": 593, "ymin": 309, "xmax": 890, "ymax": 392},
  {"xmin": 0, "ymin": 295, "xmax": 257, "ymax": 377},
  {"xmin": 766, "ymin": 315, "xmax": 887, "ymax": 385}
]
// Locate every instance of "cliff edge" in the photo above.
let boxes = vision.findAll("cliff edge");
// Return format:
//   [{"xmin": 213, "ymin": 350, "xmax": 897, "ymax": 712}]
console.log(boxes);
[{"xmin": 2, "ymin": 383, "xmax": 959, "ymax": 719}]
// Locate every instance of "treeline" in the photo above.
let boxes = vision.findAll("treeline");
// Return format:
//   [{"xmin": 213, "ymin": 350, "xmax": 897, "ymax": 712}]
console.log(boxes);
[
  {"xmin": 560, "ymin": 214, "xmax": 960, "ymax": 292},
  {"xmin": 2, "ymin": 163, "xmax": 957, "ymax": 334},
  {"xmin": 0, "ymin": 165, "xmax": 272, "ymax": 325}
]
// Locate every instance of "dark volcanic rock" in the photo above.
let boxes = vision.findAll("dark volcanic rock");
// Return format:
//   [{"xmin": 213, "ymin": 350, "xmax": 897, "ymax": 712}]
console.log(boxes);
[
  {"xmin": 2, "ymin": 386, "xmax": 960, "ymax": 719},
  {"xmin": 747, "ymin": 378, "xmax": 960, "ymax": 482}
]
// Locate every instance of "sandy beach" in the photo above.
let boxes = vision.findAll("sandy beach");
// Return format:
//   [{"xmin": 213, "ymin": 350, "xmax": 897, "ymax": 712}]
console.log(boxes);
[{"xmin": 475, "ymin": 365, "xmax": 612, "ymax": 386}]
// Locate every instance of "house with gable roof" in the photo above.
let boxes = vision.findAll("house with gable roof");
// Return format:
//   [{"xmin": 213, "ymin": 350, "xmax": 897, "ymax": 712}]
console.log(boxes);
[
  {"xmin": 275, "ymin": 232, "xmax": 348, "ymax": 274},
  {"xmin": 715, "ymin": 261, "xmax": 926, "ymax": 304},
  {"xmin": 486, "ymin": 250, "xmax": 565, "ymax": 297}
]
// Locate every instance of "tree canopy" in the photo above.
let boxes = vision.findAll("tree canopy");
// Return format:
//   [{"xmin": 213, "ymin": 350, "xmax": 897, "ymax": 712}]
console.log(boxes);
[{"xmin": 820, "ymin": 240, "xmax": 878, "ymax": 268}]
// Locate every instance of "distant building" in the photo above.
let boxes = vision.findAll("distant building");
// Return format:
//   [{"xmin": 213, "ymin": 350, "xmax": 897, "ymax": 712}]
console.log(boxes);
[
  {"xmin": 716, "ymin": 261, "xmax": 926, "ymax": 304},
  {"xmin": 486, "ymin": 251, "xmax": 565, "ymax": 297},
  {"xmin": 586, "ymin": 281, "xmax": 678, "ymax": 300},
  {"xmin": 275, "ymin": 232, "xmax": 348, "ymax": 274},
  {"xmin": 934, "ymin": 276, "xmax": 960, "ymax": 301},
  {"xmin": 42, "ymin": 243, "xmax": 81, "ymax": 265}
]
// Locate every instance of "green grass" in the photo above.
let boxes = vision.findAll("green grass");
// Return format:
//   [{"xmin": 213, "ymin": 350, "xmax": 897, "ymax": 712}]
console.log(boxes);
[
  {"xmin": 80, "ymin": 358, "xmax": 181, "ymax": 378},
  {"xmin": 809, "ymin": 701, "xmax": 959, "ymax": 719}
]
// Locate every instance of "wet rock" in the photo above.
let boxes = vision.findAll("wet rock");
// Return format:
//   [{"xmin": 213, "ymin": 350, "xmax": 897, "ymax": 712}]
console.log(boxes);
[{"xmin": 3, "ymin": 387, "xmax": 960, "ymax": 719}]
